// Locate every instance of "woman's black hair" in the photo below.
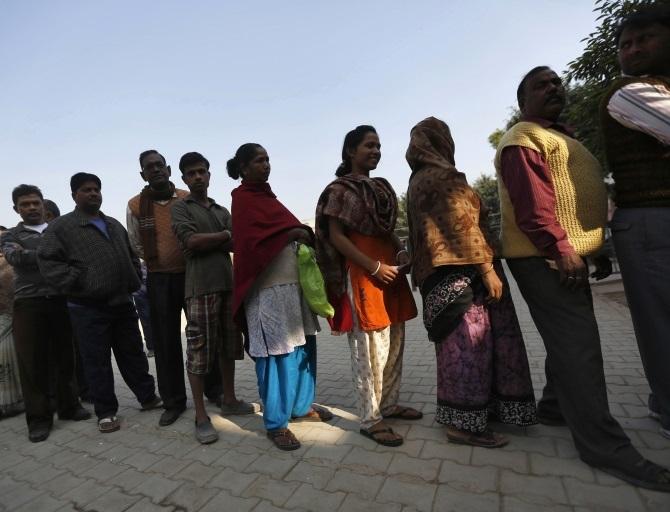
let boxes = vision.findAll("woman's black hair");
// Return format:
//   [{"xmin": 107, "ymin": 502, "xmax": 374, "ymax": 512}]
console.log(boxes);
[
  {"xmin": 227, "ymin": 143, "xmax": 264, "ymax": 180},
  {"xmin": 336, "ymin": 125, "xmax": 377, "ymax": 177}
]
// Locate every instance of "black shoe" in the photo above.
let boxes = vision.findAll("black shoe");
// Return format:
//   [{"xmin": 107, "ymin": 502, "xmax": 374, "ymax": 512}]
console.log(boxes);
[
  {"xmin": 28, "ymin": 424, "xmax": 51, "ymax": 443},
  {"xmin": 159, "ymin": 406, "xmax": 186, "ymax": 426},
  {"xmin": 140, "ymin": 396, "xmax": 163, "ymax": 411},
  {"xmin": 59, "ymin": 406, "xmax": 92, "ymax": 422}
]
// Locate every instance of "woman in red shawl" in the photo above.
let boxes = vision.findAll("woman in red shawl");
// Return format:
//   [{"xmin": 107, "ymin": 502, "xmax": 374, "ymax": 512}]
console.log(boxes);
[
  {"xmin": 406, "ymin": 117, "xmax": 536, "ymax": 448},
  {"xmin": 228, "ymin": 143, "xmax": 332, "ymax": 451},
  {"xmin": 315, "ymin": 125, "xmax": 420, "ymax": 447}
]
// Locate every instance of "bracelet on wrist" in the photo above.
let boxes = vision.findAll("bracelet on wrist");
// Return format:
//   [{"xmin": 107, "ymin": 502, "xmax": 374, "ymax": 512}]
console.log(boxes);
[
  {"xmin": 479, "ymin": 263, "xmax": 494, "ymax": 276},
  {"xmin": 370, "ymin": 261, "xmax": 381, "ymax": 276},
  {"xmin": 396, "ymin": 249, "xmax": 408, "ymax": 260}
]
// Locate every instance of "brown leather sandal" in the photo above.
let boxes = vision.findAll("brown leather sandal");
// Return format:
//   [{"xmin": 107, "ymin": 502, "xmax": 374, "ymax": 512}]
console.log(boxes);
[
  {"xmin": 446, "ymin": 427, "xmax": 508, "ymax": 448},
  {"xmin": 267, "ymin": 428, "xmax": 301, "ymax": 451},
  {"xmin": 291, "ymin": 405, "xmax": 334, "ymax": 423},
  {"xmin": 383, "ymin": 405, "xmax": 424, "ymax": 420},
  {"xmin": 360, "ymin": 426, "xmax": 404, "ymax": 447}
]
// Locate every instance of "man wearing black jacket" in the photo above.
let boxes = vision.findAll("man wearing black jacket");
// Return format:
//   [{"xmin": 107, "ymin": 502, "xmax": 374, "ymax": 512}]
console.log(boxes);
[{"xmin": 39, "ymin": 173, "xmax": 162, "ymax": 434}]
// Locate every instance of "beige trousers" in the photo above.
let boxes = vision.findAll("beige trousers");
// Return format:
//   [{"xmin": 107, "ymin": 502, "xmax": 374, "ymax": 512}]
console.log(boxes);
[{"xmin": 348, "ymin": 323, "xmax": 405, "ymax": 429}]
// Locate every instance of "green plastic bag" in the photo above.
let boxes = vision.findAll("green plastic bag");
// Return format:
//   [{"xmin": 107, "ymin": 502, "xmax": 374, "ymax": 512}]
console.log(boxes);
[{"xmin": 297, "ymin": 243, "xmax": 335, "ymax": 318}]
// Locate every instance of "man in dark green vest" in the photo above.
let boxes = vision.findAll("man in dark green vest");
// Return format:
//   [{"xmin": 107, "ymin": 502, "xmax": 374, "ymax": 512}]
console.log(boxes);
[{"xmin": 600, "ymin": 6, "xmax": 670, "ymax": 441}]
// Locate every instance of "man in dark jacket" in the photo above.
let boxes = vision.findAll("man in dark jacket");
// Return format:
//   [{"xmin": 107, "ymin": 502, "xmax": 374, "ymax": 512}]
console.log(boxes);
[
  {"xmin": 1, "ymin": 184, "xmax": 90, "ymax": 442},
  {"xmin": 39, "ymin": 173, "xmax": 162, "ymax": 434}
]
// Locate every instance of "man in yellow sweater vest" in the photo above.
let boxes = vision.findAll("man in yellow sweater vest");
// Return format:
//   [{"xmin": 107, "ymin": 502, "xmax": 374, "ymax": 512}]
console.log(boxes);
[{"xmin": 495, "ymin": 66, "xmax": 670, "ymax": 491}]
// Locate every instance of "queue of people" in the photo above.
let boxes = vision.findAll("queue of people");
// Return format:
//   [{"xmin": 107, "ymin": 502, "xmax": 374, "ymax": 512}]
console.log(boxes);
[{"xmin": 0, "ymin": 5, "xmax": 668, "ymax": 493}]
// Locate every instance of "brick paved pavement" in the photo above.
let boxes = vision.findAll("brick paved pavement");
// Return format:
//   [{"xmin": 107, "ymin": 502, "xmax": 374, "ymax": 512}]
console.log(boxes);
[{"xmin": 1, "ymin": 272, "xmax": 669, "ymax": 511}]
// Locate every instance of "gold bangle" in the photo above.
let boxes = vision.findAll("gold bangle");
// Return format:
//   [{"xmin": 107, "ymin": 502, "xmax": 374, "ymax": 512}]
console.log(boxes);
[
  {"xmin": 479, "ymin": 263, "xmax": 494, "ymax": 276},
  {"xmin": 370, "ymin": 261, "xmax": 381, "ymax": 276}
]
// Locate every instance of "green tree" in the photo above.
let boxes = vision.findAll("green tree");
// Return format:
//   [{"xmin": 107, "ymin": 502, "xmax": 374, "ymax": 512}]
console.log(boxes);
[{"xmin": 472, "ymin": 173, "xmax": 501, "ymax": 233}]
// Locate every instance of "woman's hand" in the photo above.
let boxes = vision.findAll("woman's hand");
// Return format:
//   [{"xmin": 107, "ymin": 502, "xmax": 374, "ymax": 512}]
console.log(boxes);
[
  {"xmin": 372, "ymin": 262, "xmax": 399, "ymax": 285},
  {"xmin": 287, "ymin": 227, "xmax": 313, "ymax": 246},
  {"xmin": 478, "ymin": 263, "xmax": 503, "ymax": 302}
]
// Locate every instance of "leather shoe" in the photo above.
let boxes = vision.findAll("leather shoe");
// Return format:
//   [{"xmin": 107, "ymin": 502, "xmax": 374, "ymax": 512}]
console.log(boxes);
[
  {"xmin": 59, "ymin": 406, "xmax": 92, "ymax": 421},
  {"xmin": 28, "ymin": 424, "xmax": 51, "ymax": 443},
  {"xmin": 159, "ymin": 407, "xmax": 186, "ymax": 426},
  {"xmin": 140, "ymin": 396, "xmax": 163, "ymax": 411}
]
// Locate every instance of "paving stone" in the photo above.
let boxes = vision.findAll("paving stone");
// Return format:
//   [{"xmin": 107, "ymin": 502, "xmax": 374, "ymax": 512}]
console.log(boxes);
[
  {"xmin": 7, "ymin": 457, "xmax": 48, "ymax": 479},
  {"xmin": 130, "ymin": 473, "xmax": 182, "ymax": 503},
  {"xmin": 86, "ymin": 487, "xmax": 142, "ymax": 512},
  {"xmin": 105, "ymin": 467, "xmax": 151, "ymax": 491},
  {"xmin": 563, "ymin": 477, "xmax": 646, "ymax": 511},
  {"xmin": 146, "ymin": 454, "xmax": 195, "ymax": 477},
  {"xmin": 438, "ymin": 460, "xmax": 498, "ymax": 493},
  {"xmin": 98, "ymin": 442, "xmax": 143, "ymax": 463},
  {"xmin": 377, "ymin": 476, "xmax": 437, "ymax": 512},
  {"xmin": 303, "ymin": 442, "xmax": 352, "ymax": 462},
  {"xmin": 341, "ymin": 446, "xmax": 394, "ymax": 474},
  {"xmin": 0, "ymin": 482, "xmax": 47, "ymax": 510},
  {"xmin": 13, "ymin": 492, "xmax": 71, "ymax": 512},
  {"xmin": 126, "ymin": 497, "xmax": 177, "ymax": 511},
  {"xmin": 638, "ymin": 488, "xmax": 670, "ymax": 512},
  {"xmin": 252, "ymin": 499, "xmax": 307, "ymax": 512},
  {"xmin": 242, "ymin": 475, "xmax": 300, "ymax": 507},
  {"xmin": 199, "ymin": 489, "xmax": 259, "ymax": 512},
  {"xmin": 500, "ymin": 470, "xmax": 568, "ymax": 506},
  {"xmin": 80, "ymin": 457, "xmax": 129, "ymax": 481},
  {"xmin": 285, "ymin": 483, "xmax": 346, "ymax": 511},
  {"xmin": 39, "ymin": 472, "xmax": 89, "ymax": 497},
  {"xmin": 284, "ymin": 460, "xmax": 335, "ymax": 490},
  {"xmin": 387, "ymin": 452, "xmax": 441, "ymax": 482},
  {"xmin": 244, "ymin": 453, "xmax": 298, "ymax": 479},
  {"xmin": 433, "ymin": 485, "xmax": 500, "ymax": 512},
  {"xmin": 325, "ymin": 467, "xmax": 385, "ymax": 500},
  {"xmin": 19, "ymin": 439, "xmax": 66, "ymax": 460},
  {"xmin": 529, "ymin": 453, "xmax": 596, "ymax": 482},
  {"xmin": 337, "ymin": 494, "xmax": 403, "ymax": 512},
  {"xmin": 472, "ymin": 447, "xmax": 529, "ymax": 473},
  {"xmin": 123, "ymin": 450, "xmax": 165, "ymax": 471},
  {"xmin": 502, "ymin": 496, "xmax": 574, "ymax": 511},
  {"xmin": 61, "ymin": 478, "xmax": 114, "ymax": 507},
  {"xmin": 419, "ymin": 440, "xmax": 472, "ymax": 464},
  {"xmin": 206, "ymin": 466, "xmax": 258, "ymax": 495},
  {"xmin": 162, "ymin": 481, "xmax": 218, "ymax": 511},
  {"xmin": 212, "ymin": 447, "xmax": 260, "ymax": 471},
  {"xmin": 501, "ymin": 433, "xmax": 557, "ymax": 456},
  {"xmin": 0, "ymin": 448, "xmax": 28, "ymax": 470},
  {"xmin": 175, "ymin": 460, "xmax": 220, "ymax": 486}
]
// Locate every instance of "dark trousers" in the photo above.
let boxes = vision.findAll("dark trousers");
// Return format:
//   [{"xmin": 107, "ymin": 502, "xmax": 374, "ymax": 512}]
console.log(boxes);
[
  {"xmin": 13, "ymin": 296, "xmax": 79, "ymax": 431},
  {"xmin": 147, "ymin": 272, "xmax": 222, "ymax": 410},
  {"xmin": 133, "ymin": 289, "xmax": 153, "ymax": 351},
  {"xmin": 611, "ymin": 207, "xmax": 670, "ymax": 430},
  {"xmin": 507, "ymin": 257, "xmax": 640, "ymax": 467},
  {"xmin": 68, "ymin": 302, "xmax": 156, "ymax": 419}
]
